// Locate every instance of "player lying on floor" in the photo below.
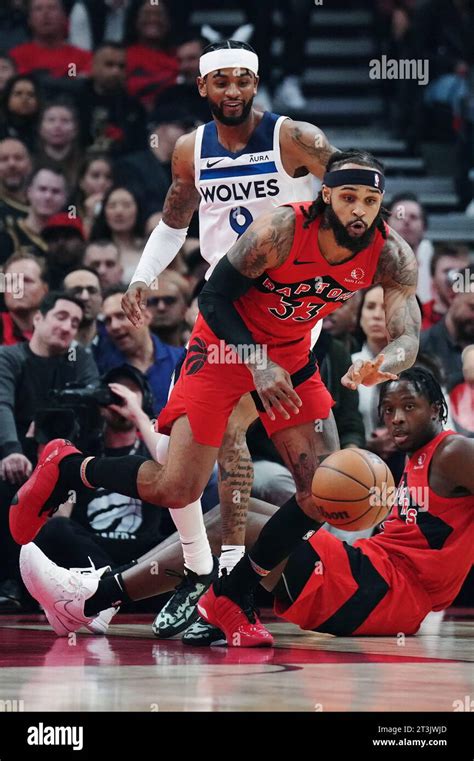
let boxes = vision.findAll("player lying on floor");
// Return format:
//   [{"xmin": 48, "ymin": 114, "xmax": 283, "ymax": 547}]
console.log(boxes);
[{"xmin": 19, "ymin": 368, "xmax": 474, "ymax": 644}]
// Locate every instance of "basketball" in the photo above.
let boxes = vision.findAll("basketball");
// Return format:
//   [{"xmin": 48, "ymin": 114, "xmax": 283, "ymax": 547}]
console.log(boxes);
[{"xmin": 311, "ymin": 449, "xmax": 395, "ymax": 531}]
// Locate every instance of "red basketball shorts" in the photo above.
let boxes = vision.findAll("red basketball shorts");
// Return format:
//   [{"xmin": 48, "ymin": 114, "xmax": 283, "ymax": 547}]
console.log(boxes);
[
  {"xmin": 274, "ymin": 529, "xmax": 433, "ymax": 636},
  {"xmin": 157, "ymin": 314, "xmax": 334, "ymax": 447}
]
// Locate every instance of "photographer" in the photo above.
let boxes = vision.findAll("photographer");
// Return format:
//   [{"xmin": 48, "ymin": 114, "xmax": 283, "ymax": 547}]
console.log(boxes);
[
  {"xmin": 0, "ymin": 290, "xmax": 99, "ymax": 610},
  {"xmin": 32, "ymin": 364, "xmax": 168, "ymax": 619}
]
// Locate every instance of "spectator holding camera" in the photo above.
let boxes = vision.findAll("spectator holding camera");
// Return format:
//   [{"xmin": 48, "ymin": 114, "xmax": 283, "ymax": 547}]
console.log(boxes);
[
  {"xmin": 0, "ymin": 290, "xmax": 99, "ymax": 608},
  {"xmin": 32, "ymin": 364, "xmax": 166, "ymax": 612},
  {"xmin": 0, "ymin": 290, "xmax": 98, "ymax": 482}
]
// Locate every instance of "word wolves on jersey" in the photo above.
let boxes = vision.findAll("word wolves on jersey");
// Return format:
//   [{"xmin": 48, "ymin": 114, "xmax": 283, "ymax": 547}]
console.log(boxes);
[{"xmin": 199, "ymin": 178, "xmax": 279, "ymax": 203}]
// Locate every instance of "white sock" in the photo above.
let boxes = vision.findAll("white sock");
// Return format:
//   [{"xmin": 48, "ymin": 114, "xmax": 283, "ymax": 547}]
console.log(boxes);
[
  {"xmin": 155, "ymin": 434, "xmax": 213, "ymax": 576},
  {"xmin": 219, "ymin": 545, "xmax": 246, "ymax": 576},
  {"xmin": 170, "ymin": 501, "xmax": 214, "ymax": 576}
]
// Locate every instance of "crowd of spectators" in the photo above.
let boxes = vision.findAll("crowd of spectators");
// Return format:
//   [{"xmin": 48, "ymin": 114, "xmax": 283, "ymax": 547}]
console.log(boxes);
[{"xmin": 0, "ymin": 0, "xmax": 472, "ymax": 612}]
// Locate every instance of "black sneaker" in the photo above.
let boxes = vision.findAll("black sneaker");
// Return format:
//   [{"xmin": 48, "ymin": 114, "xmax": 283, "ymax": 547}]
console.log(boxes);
[
  {"xmin": 182, "ymin": 617, "xmax": 226, "ymax": 647},
  {"xmin": 152, "ymin": 557, "xmax": 218, "ymax": 638}
]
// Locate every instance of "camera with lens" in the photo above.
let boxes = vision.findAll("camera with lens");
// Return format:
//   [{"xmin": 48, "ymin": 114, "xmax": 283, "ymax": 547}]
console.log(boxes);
[{"xmin": 34, "ymin": 383, "xmax": 123, "ymax": 454}]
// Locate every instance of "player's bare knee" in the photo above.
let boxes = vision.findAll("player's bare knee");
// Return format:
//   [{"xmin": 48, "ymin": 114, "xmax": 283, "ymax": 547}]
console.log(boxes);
[{"xmin": 164, "ymin": 474, "xmax": 202, "ymax": 508}]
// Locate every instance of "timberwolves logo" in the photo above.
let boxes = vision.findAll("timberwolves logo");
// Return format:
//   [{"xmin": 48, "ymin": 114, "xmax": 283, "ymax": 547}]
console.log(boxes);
[{"xmin": 185, "ymin": 336, "xmax": 208, "ymax": 375}]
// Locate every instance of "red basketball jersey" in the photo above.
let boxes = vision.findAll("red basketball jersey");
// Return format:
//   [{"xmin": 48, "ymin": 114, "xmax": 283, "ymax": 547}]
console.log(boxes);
[
  {"xmin": 234, "ymin": 202, "xmax": 387, "ymax": 349},
  {"xmin": 359, "ymin": 430, "xmax": 474, "ymax": 610}
]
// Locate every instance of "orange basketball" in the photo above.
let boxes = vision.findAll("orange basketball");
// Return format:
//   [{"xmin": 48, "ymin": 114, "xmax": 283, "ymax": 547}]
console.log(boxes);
[{"xmin": 310, "ymin": 448, "xmax": 395, "ymax": 531}]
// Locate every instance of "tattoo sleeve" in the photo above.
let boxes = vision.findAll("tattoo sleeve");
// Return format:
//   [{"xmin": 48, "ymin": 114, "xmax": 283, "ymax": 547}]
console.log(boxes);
[
  {"xmin": 162, "ymin": 139, "xmax": 200, "ymax": 228},
  {"xmin": 227, "ymin": 205, "xmax": 296, "ymax": 276},
  {"xmin": 373, "ymin": 229, "xmax": 421, "ymax": 374},
  {"xmin": 289, "ymin": 121, "xmax": 338, "ymax": 179}
]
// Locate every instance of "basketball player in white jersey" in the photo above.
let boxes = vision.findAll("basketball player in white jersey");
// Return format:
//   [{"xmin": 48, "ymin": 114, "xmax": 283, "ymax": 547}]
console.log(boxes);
[{"xmin": 122, "ymin": 40, "xmax": 338, "ymax": 643}]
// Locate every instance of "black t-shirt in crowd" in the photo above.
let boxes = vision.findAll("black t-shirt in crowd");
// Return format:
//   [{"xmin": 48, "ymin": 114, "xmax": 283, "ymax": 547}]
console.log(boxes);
[{"xmin": 70, "ymin": 438, "xmax": 165, "ymax": 564}]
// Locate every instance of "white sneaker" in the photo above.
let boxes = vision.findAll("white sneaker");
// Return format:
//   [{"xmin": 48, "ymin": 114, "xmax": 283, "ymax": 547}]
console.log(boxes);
[
  {"xmin": 68, "ymin": 560, "xmax": 119, "ymax": 635},
  {"xmin": 274, "ymin": 76, "xmax": 307, "ymax": 110},
  {"xmin": 20, "ymin": 543, "xmax": 99, "ymax": 637}
]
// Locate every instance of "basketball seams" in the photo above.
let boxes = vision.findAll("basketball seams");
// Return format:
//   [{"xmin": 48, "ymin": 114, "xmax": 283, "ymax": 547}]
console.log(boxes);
[
  {"xmin": 311, "ymin": 449, "xmax": 395, "ymax": 531},
  {"xmin": 315, "ymin": 463, "xmax": 372, "ymax": 493},
  {"xmin": 349, "ymin": 448, "xmax": 377, "ymax": 487}
]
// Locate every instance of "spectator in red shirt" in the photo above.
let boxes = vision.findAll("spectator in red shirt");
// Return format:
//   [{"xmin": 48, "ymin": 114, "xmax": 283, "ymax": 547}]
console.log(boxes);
[
  {"xmin": 10, "ymin": 0, "xmax": 91, "ymax": 81},
  {"xmin": 126, "ymin": 0, "xmax": 178, "ymax": 111},
  {"xmin": 422, "ymin": 243, "xmax": 470, "ymax": 329},
  {"xmin": 0, "ymin": 251, "xmax": 48, "ymax": 345}
]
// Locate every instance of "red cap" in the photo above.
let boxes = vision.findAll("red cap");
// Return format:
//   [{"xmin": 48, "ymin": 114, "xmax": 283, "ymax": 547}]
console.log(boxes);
[{"xmin": 42, "ymin": 213, "xmax": 85, "ymax": 239}]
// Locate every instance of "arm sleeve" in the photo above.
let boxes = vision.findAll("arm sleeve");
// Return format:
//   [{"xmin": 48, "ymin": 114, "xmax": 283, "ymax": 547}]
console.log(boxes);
[
  {"xmin": 0, "ymin": 348, "xmax": 23, "ymax": 457},
  {"xmin": 198, "ymin": 256, "xmax": 258, "ymax": 349},
  {"xmin": 130, "ymin": 220, "xmax": 189, "ymax": 287}
]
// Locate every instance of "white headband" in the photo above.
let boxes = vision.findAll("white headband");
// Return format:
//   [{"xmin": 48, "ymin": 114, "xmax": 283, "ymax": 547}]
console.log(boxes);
[{"xmin": 199, "ymin": 49, "xmax": 259, "ymax": 78}]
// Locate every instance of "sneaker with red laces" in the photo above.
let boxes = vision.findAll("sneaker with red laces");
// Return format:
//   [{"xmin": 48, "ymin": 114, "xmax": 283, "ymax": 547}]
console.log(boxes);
[
  {"xmin": 197, "ymin": 585, "xmax": 274, "ymax": 648},
  {"xmin": 9, "ymin": 438, "xmax": 82, "ymax": 545}
]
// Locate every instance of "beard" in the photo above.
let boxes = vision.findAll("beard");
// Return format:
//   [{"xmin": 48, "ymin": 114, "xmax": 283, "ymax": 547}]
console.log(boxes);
[
  {"xmin": 323, "ymin": 205, "xmax": 381, "ymax": 254},
  {"xmin": 208, "ymin": 96, "xmax": 254, "ymax": 126}
]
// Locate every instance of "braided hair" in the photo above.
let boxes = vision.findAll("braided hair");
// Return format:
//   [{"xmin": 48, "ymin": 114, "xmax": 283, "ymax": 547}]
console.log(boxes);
[
  {"xmin": 301, "ymin": 149, "xmax": 389, "ymax": 237},
  {"xmin": 378, "ymin": 366, "xmax": 449, "ymax": 425}
]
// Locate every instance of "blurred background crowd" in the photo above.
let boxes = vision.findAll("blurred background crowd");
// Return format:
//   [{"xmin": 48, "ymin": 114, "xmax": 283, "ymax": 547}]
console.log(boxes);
[{"xmin": 0, "ymin": 0, "xmax": 473, "ymax": 612}]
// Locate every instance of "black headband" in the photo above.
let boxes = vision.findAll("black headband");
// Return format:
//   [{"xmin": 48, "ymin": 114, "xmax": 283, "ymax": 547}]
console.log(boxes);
[{"xmin": 323, "ymin": 168, "xmax": 385, "ymax": 193}]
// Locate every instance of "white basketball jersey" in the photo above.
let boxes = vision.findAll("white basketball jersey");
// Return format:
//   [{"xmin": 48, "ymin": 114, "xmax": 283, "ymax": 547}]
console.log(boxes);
[{"xmin": 194, "ymin": 111, "xmax": 314, "ymax": 276}]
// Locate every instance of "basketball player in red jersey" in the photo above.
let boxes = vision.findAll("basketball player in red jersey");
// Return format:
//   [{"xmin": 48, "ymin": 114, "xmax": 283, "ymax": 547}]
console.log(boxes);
[
  {"xmin": 249, "ymin": 366, "xmax": 474, "ymax": 638},
  {"xmin": 10, "ymin": 150, "xmax": 421, "ymax": 642}
]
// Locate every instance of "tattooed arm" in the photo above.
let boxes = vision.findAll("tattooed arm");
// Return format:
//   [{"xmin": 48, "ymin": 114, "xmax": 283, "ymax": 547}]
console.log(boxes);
[
  {"xmin": 341, "ymin": 228, "xmax": 421, "ymax": 389},
  {"xmin": 280, "ymin": 119, "xmax": 339, "ymax": 180},
  {"xmin": 161, "ymin": 132, "xmax": 201, "ymax": 229},
  {"xmin": 123, "ymin": 132, "xmax": 200, "ymax": 325},
  {"xmin": 199, "ymin": 206, "xmax": 303, "ymax": 420}
]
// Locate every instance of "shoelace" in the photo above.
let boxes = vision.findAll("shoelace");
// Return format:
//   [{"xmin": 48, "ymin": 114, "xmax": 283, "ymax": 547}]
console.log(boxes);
[{"xmin": 165, "ymin": 568, "xmax": 194, "ymax": 592}]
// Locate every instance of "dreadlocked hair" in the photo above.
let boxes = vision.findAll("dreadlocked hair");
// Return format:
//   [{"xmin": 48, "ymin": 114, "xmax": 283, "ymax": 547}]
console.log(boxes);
[
  {"xmin": 301, "ymin": 148, "xmax": 390, "ymax": 237},
  {"xmin": 377, "ymin": 366, "xmax": 449, "ymax": 425}
]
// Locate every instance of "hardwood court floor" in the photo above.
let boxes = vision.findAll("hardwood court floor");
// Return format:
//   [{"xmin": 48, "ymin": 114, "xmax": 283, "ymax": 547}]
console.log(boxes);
[{"xmin": 0, "ymin": 610, "xmax": 473, "ymax": 712}]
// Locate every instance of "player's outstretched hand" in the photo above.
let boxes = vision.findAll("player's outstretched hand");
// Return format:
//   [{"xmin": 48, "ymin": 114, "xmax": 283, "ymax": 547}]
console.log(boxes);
[
  {"xmin": 122, "ymin": 282, "xmax": 148, "ymax": 327},
  {"xmin": 251, "ymin": 359, "xmax": 302, "ymax": 421},
  {"xmin": 341, "ymin": 353, "xmax": 398, "ymax": 390}
]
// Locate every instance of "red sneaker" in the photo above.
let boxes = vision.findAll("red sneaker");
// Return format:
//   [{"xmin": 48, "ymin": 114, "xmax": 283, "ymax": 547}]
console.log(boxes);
[
  {"xmin": 197, "ymin": 585, "xmax": 274, "ymax": 648},
  {"xmin": 9, "ymin": 439, "xmax": 82, "ymax": 545}
]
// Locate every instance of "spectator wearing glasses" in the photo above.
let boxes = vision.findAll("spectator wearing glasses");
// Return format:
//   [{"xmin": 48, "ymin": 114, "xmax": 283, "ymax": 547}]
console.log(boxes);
[
  {"xmin": 94, "ymin": 285, "xmax": 184, "ymax": 415},
  {"xmin": 147, "ymin": 269, "xmax": 189, "ymax": 347},
  {"xmin": 63, "ymin": 266, "xmax": 103, "ymax": 349}
]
